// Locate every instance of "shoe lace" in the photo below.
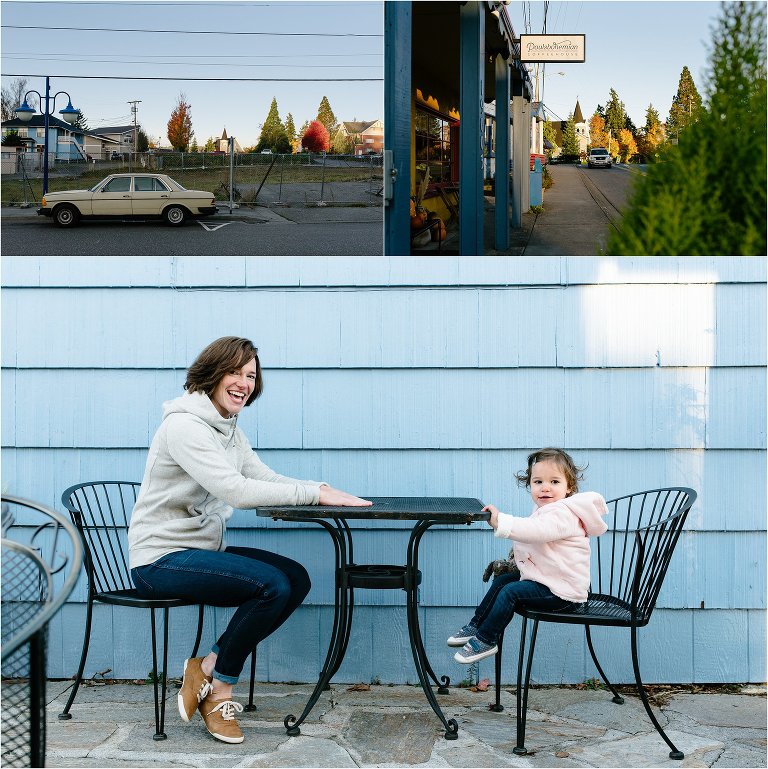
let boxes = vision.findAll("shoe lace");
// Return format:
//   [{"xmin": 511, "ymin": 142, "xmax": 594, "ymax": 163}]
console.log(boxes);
[
  {"xmin": 197, "ymin": 680, "xmax": 213, "ymax": 702},
  {"xmin": 209, "ymin": 699, "xmax": 243, "ymax": 721}
]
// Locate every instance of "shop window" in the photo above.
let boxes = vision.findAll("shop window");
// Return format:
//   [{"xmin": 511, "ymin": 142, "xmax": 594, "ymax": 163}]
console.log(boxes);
[{"xmin": 415, "ymin": 107, "xmax": 454, "ymax": 184}]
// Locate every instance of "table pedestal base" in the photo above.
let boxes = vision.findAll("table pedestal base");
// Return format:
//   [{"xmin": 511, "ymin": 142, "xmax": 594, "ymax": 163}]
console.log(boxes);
[{"xmin": 280, "ymin": 517, "xmax": 459, "ymax": 740}]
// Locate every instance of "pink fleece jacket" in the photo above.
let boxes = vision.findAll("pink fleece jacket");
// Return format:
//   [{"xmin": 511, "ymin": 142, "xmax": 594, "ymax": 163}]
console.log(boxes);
[{"xmin": 494, "ymin": 491, "xmax": 608, "ymax": 602}]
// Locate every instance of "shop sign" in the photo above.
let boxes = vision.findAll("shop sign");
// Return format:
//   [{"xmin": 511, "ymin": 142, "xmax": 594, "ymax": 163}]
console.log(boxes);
[{"xmin": 519, "ymin": 34, "xmax": 585, "ymax": 63}]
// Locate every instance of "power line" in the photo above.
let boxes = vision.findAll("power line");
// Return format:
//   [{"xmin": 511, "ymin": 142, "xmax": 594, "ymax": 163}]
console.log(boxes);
[
  {"xmin": 2, "ymin": 72, "xmax": 383, "ymax": 82},
  {"xmin": 2, "ymin": 24, "xmax": 382, "ymax": 37},
  {"xmin": 4, "ymin": 1, "xmax": 353, "ymax": 5},
  {"xmin": 2, "ymin": 56, "xmax": 382, "ymax": 69},
  {"xmin": 2, "ymin": 52, "xmax": 382, "ymax": 59}
]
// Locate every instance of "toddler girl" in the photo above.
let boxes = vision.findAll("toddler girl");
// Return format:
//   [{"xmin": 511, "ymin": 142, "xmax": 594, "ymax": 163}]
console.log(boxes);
[{"xmin": 448, "ymin": 448, "xmax": 608, "ymax": 663}]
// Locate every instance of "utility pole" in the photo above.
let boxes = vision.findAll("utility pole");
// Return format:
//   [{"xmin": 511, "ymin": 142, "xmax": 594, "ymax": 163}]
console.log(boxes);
[{"xmin": 127, "ymin": 100, "xmax": 141, "ymax": 171}]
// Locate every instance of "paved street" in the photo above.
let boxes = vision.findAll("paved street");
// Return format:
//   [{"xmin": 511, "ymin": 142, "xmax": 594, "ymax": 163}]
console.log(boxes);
[{"xmin": 0, "ymin": 205, "xmax": 383, "ymax": 256}]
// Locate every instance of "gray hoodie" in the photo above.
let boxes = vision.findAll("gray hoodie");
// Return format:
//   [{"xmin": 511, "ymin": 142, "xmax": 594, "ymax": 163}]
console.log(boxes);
[{"xmin": 128, "ymin": 391, "xmax": 323, "ymax": 569}]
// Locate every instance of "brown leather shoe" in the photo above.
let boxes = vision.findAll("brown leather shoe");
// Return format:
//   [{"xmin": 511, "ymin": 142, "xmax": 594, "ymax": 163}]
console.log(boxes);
[
  {"xmin": 177, "ymin": 657, "xmax": 212, "ymax": 722},
  {"xmin": 198, "ymin": 694, "xmax": 244, "ymax": 743}
]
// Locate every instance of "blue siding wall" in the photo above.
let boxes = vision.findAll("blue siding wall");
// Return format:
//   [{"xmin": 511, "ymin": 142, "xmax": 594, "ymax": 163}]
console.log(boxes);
[{"xmin": 2, "ymin": 256, "xmax": 765, "ymax": 685}]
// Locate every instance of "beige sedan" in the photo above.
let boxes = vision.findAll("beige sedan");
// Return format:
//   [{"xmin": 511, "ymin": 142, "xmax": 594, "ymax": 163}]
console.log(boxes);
[{"xmin": 38, "ymin": 173, "xmax": 217, "ymax": 227}]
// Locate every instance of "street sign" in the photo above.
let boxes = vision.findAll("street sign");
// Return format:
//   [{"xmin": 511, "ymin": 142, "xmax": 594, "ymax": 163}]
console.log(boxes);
[{"xmin": 519, "ymin": 34, "xmax": 586, "ymax": 63}]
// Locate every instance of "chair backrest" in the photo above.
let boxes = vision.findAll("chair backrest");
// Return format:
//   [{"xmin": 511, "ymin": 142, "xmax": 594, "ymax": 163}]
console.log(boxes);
[
  {"xmin": 60, "ymin": 482, "xmax": 140, "ymax": 596},
  {"xmin": 2, "ymin": 495, "xmax": 84, "ymax": 769},
  {"xmin": 594, "ymin": 488, "xmax": 696, "ymax": 624}
]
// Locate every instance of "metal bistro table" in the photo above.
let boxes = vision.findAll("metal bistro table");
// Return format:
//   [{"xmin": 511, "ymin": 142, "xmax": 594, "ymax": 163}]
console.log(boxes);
[{"xmin": 255, "ymin": 496, "xmax": 488, "ymax": 740}]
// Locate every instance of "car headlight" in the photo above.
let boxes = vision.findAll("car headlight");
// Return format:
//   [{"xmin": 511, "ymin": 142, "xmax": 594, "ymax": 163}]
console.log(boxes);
[{"xmin": 41, "ymin": 197, "xmax": 47, "ymax": 207}]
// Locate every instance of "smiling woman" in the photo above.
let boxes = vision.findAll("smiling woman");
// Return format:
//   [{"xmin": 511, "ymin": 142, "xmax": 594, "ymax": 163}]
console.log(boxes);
[{"xmin": 126, "ymin": 336, "xmax": 371, "ymax": 745}]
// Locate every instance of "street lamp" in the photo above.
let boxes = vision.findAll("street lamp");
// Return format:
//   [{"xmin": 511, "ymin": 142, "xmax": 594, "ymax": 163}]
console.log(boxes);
[{"xmin": 15, "ymin": 76, "xmax": 79, "ymax": 195}]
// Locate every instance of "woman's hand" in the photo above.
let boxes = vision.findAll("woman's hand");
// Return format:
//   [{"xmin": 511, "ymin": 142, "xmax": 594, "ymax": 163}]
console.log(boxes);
[
  {"xmin": 483, "ymin": 504, "xmax": 500, "ymax": 530},
  {"xmin": 318, "ymin": 485, "xmax": 373, "ymax": 507}
]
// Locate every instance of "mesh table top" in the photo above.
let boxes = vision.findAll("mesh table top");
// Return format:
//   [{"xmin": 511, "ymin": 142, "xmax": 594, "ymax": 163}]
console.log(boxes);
[{"xmin": 255, "ymin": 496, "xmax": 489, "ymax": 522}]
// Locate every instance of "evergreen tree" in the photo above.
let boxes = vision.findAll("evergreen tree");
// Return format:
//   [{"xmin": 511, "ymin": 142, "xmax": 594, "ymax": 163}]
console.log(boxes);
[
  {"xmin": 72, "ymin": 109, "xmax": 88, "ymax": 131},
  {"xmin": 604, "ymin": 88, "xmax": 627, "ymax": 154},
  {"xmin": 203, "ymin": 136, "xmax": 216, "ymax": 152},
  {"xmin": 256, "ymin": 97, "xmax": 290, "ymax": 153},
  {"xmin": 667, "ymin": 65, "xmax": 703, "ymax": 139},
  {"xmin": 607, "ymin": 1, "xmax": 766, "ymax": 255},
  {"xmin": 166, "ymin": 93, "xmax": 194, "ymax": 151},
  {"xmin": 561, "ymin": 113, "xmax": 580, "ymax": 156},
  {"xmin": 284, "ymin": 112, "xmax": 297, "ymax": 148},
  {"xmin": 137, "ymin": 128, "xmax": 149, "ymax": 152},
  {"xmin": 190, "ymin": 136, "xmax": 199, "ymax": 153},
  {"xmin": 316, "ymin": 96, "xmax": 338, "ymax": 133}
]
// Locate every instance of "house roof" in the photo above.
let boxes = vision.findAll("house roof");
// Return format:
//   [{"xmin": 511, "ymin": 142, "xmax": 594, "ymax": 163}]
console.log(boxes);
[
  {"xmin": 90, "ymin": 125, "xmax": 136, "ymax": 135},
  {"xmin": 3, "ymin": 115, "xmax": 85, "ymax": 132},
  {"xmin": 342, "ymin": 120, "xmax": 377, "ymax": 134}
]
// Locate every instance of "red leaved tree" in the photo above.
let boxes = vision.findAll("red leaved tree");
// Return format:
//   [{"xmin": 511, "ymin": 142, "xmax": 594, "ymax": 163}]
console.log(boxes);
[
  {"xmin": 167, "ymin": 93, "xmax": 194, "ymax": 151},
  {"xmin": 301, "ymin": 120, "xmax": 329, "ymax": 152}
]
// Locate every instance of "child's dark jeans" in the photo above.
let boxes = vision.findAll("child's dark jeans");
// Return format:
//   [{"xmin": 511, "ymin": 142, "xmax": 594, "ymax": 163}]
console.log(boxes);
[{"xmin": 471, "ymin": 572, "xmax": 577, "ymax": 645}]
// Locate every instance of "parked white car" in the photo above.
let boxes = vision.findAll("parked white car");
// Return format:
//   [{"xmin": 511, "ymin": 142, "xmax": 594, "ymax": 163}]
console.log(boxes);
[
  {"xmin": 38, "ymin": 173, "xmax": 217, "ymax": 227},
  {"xmin": 587, "ymin": 148, "xmax": 612, "ymax": 169}
]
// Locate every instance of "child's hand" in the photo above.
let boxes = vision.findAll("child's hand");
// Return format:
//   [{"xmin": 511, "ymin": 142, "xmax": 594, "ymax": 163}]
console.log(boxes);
[{"xmin": 483, "ymin": 504, "xmax": 500, "ymax": 530}]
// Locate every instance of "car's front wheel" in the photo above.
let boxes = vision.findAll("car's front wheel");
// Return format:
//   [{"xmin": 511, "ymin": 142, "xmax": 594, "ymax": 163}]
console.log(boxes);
[
  {"xmin": 163, "ymin": 205, "xmax": 187, "ymax": 226},
  {"xmin": 53, "ymin": 204, "xmax": 80, "ymax": 228}
]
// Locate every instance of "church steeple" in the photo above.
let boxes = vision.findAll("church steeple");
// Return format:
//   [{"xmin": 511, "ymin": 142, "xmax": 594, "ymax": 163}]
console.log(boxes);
[
  {"xmin": 573, "ymin": 100, "xmax": 585, "ymax": 124},
  {"xmin": 221, "ymin": 127, "xmax": 228, "ymax": 140}
]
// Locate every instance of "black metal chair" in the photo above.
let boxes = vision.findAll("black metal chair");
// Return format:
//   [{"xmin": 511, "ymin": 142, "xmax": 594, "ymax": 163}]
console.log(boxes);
[
  {"xmin": 58, "ymin": 481, "xmax": 209, "ymax": 740},
  {"xmin": 491, "ymin": 487, "xmax": 697, "ymax": 761},
  {"xmin": 2, "ymin": 495, "xmax": 83, "ymax": 768}
]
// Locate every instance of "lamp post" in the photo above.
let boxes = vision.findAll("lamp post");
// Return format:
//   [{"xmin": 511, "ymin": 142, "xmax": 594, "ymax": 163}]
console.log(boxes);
[{"xmin": 15, "ymin": 76, "xmax": 79, "ymax": 195}]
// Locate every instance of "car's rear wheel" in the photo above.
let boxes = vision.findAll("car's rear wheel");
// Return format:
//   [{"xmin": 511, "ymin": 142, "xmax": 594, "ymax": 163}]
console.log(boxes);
[
  {"xmin": 164, "ymin": 205, "xmax": 187, "ymax": 226},
  {"xmin": 53, "ymin": 204, "xmax": 80, "ymax": 228}
]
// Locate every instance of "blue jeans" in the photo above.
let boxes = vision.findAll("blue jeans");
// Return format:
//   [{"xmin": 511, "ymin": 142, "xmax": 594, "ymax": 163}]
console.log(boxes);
[
  {"xmin": 131, "ymin": 547, "xmax": 310, "ymax": 684},
  {"xmin": 471, "ymin": 573, "xmax": 576, "ymax": 645}
]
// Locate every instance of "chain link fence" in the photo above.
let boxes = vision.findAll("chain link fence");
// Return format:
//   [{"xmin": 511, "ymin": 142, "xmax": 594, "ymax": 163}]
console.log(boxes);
[{"xmin": 1, "ymin": 150, "xmax": 383, "ymax": 208}]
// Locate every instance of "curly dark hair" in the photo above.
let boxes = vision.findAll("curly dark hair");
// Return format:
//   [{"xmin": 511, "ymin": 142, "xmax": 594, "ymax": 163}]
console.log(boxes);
[
  {"xmin": 184, "ymin": 336, "xmax": 263, "ymax": 407},
  {"xmin": 514, "ymin": 448, "xmax": 586, "ymax": 496}
]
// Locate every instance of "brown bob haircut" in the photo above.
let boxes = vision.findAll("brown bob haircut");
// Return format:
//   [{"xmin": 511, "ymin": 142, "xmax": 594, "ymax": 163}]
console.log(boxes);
[
  {"xmin": 184, "ymin": 336, "xmax": 263, "ymax": 407},
  {"xmin": 514, "ymin": 447, "xmax": 586, "ymax": 496}
]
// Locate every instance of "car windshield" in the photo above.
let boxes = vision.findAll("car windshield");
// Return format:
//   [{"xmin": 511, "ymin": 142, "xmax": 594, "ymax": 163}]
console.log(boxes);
[{"xmin": 591, "ymin": 149, "xmax": 608, "ymax": 156}]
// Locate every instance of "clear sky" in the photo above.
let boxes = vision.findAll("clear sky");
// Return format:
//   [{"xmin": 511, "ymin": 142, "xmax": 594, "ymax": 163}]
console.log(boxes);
[
  {"xmin": 1, "ymin": 0, "xmax": 383, "ymax": 148},
  {"xmin": 504, "ymin": 0, "xmax": 725, "ymax": 128}
]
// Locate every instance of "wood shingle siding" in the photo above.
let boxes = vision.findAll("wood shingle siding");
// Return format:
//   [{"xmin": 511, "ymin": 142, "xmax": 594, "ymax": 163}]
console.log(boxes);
[{"xmin": 2, "ymin": 257, "xmax": 765, "ymax": 684}]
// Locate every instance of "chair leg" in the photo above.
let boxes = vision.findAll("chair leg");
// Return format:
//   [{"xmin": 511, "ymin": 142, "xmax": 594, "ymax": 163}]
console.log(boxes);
[
  {"xmin": 491, "ymin": 631, "xmax": 504, "ymax": 712},
  {"xmin": 630, "ymin": 626, "xmax": 683, "ymax": 760},
  {"xmin": 58, "ymin": 594, "xmax": 94, "ymax": 719},
  {"xmin": 190, "ymin": 605, "xmax": 204, "ymax": 658},
  {"xmin": 513, "ymin": 617, "xmax": 539, "ymax": 756},
  {"xmin": 149, "ymin": 608, "xmax": 168, "ymax": 741},
  {"xmin": 244, "ymin": 646, "xmax": 258, "ymax": 712},
  {"xmin": 585, "ymin": 626, "xmax": 624, "ymax": 704}
]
